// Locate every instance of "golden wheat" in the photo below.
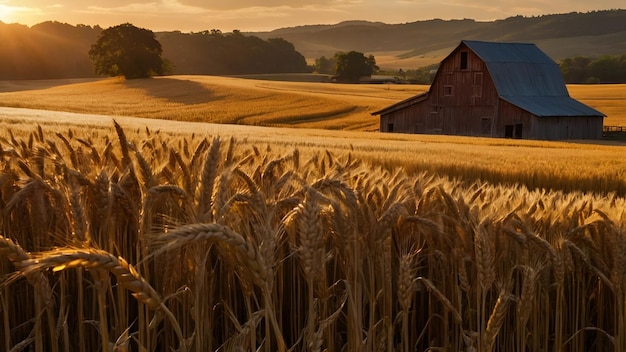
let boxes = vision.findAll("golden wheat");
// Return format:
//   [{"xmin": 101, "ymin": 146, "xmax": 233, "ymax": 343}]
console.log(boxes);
[{"xmin": 0, "ymin": 121, "xmax": 625, "ymax": 351}]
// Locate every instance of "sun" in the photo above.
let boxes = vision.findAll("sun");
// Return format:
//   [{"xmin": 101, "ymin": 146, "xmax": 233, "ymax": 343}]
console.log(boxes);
[{"xmin": 0, "ymin": 5, "xmax": 16, "ymax": 23}]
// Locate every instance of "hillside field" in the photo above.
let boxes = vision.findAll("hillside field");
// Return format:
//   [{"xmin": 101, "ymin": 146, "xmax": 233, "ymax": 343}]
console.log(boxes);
[{"xmin": 1, "ymin": 76, "xmax": 626, "ymax": 130}]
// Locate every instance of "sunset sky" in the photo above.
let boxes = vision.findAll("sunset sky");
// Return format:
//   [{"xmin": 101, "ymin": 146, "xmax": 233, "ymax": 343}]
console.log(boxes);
[{"xmin": 0, "ymin": 1, "xmax": 623, "ymax": 32}]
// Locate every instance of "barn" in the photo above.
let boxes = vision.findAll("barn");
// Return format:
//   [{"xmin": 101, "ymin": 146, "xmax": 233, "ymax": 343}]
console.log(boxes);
[{"xmin": 373, "ymin": 40, "xmax": 605, "ymax": 140}]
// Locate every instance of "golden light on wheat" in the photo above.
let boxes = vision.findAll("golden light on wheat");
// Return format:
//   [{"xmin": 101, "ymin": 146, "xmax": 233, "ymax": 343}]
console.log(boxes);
[{"xmin": 0, "ymin": 119, "xmax": 625, "ymax": 351}]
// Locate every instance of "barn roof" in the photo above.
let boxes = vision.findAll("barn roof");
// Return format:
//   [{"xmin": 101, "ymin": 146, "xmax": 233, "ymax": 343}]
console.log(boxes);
[
  {"xmin": 462, "ymin": 40, "xmax": 605, "ymax": 117},
  {"xmin": 373, "ymin": 40, "xmax": 605, "ymax": 117}
]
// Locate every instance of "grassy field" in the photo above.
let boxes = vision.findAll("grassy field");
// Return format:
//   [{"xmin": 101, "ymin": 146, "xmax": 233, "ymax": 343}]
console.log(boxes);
[
  {"xmin": 1, "ymin": 76, "xmax": 625, "ymax": 129},
  {"xmin": 1, "ymin": 77, "xmax": 626, "ymax": 351}
]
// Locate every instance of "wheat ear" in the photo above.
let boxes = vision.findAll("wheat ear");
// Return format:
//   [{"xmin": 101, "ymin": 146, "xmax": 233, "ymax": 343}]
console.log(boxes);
[
  {"xmin": 482, "ymin": 286, "xmax": 513, "ymax": 351},
  {"xmin": 150, "ymin": 223, "xmax": 270, "ymax": 286}
]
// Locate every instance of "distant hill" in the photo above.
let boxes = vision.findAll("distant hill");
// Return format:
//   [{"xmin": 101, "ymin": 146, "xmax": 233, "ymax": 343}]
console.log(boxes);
[
  {"xmin": 251, "ymin": 10, "xmax": 626, "ymax": 68},
  {"xmin": 1, "ymin": 10, "xmax": 626, "ymax": 79}
]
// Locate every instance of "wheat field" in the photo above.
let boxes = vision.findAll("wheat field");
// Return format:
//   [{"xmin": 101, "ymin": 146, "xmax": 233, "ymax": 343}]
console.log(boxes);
[
  {"xmin": 0, "ymin": 117, "xmax": 625, "ymax": 351},
  {"xmin": 1, "ymin": 77, "xmax": 626, "ymax": 351},
  {"xmin": 1, "ymin": 76, "xmax": 625, "ymax": 129}
]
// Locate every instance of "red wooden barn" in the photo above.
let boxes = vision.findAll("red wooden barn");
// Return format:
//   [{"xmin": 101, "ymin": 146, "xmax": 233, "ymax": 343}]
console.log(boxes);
[{"xmin": 373, "ymin": 40, "xmax": 605, "ymax": 140}]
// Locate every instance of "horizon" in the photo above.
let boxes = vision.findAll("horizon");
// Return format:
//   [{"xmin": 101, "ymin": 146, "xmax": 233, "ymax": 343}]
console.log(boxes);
[{"xmin": 0, "ymin": 1, "xmax": 624, "ymax": 33}]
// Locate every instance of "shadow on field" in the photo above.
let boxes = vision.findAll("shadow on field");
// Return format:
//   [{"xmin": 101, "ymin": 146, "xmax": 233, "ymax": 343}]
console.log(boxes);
[
  {"xmin": 123, "ymin": 77, "xmax": 215, "ymax": 105},
  {"xmin": 0, "ymin": 78, "xmax": 103, "ymax": 92}
]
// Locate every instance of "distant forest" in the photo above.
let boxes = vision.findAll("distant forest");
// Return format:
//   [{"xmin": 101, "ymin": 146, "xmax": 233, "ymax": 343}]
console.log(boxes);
[
  {"xmin": 0, "ymin": 21, "xmax": 309, "ymax": 80},
  {"xmin": 559, "ymin": 54, "xmax": 626, "ymax": 83}
]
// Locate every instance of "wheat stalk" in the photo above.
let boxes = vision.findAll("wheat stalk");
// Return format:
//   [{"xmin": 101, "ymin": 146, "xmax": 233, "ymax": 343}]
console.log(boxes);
[
  {"xmin": 0, "ymin": 236, "xmax": 57, "ymax": 352},
  {"xmin": 15, "ymin": 247, "xmax": 187, "ymax": 352},
  {"xmin": 482, "ymin": 285, "xmax": 513, "ymax": 351}
]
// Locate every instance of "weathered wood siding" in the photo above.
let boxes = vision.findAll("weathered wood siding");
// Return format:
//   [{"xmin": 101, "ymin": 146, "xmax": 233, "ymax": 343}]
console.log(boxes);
[
  {"xmin": 379, "ymin": 41, "xmax": 604, "ymax": 140},
  {"xmin": 382, "ymin": 43, "xmax": 502, "ymax": 136},
  {"xmin": 496, "ymin": 100, "xmax": 603, "ymax": 139},
  {"xmin": 495, "ymin": 99, "xmax": 535, "ymax": 138},
  {"xmin": 533, "ymin": 116, "xmax": 603, "ymax": 140}
]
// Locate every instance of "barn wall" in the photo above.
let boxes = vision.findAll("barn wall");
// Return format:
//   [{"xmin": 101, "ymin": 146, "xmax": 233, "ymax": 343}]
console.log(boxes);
[
  {"xmin": 383, "ymin": 43, "xmax": 501, "ymax": 136},
  {"xmin": 432, "ymin": 43, "xmax": 500, "ymax": 109},
  {"xmin": 496, "ymin": 100, "xmax": 536, "ymax": 139},
  {"xmin": 380, "ymin": 96, "xmax": 430, "ymax": 133},
  {"xmin": 532, "ymin": 117, "xmax": 604, "ymax": 140},
  {"xmin": 496, "ymin": 100, "xmax": 604, "ymax": 140}
]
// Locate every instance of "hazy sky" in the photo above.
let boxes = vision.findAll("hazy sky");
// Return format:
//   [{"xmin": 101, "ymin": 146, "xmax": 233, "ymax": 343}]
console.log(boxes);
[{"xmin": 0, "ymin": 1, "xmax": 623, "ymax": 32}]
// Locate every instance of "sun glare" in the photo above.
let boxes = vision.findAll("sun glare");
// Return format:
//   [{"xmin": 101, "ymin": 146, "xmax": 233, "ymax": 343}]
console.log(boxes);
[{"xmin": 0, "ymin": 5, "xmax": 16, "ymax": 23}]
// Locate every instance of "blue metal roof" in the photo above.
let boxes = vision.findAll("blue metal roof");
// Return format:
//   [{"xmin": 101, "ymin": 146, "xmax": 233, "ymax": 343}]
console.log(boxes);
[
  {"xmin": 462, "ymin": 40, "xmax": 605, "ymax": 117},
  {"xmin": 462, "ymin": 40, "xmax": 556, "ymax": 64},
  {"xmin": 501, "ymin": 96, "xmax": 606, "ymax": 117}
]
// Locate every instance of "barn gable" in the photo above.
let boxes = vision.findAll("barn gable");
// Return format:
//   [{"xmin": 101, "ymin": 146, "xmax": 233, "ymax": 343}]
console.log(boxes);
[
  {"xmin": 462, "ymin": 40, "xmax": 604, "ymax": 117},
  {"xmin": 374, "ymin": 40, "xmax": 605, "ymax": 140}
]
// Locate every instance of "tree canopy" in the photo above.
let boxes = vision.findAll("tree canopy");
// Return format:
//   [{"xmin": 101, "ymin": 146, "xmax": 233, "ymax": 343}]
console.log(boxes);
[
  {"xmin": 314, "ymin": 56, "xmax": 336, "ymax": 75},
  {"xmin": 89, "ymin": 23, "xmax": 166, "ymax": 79},
  {"xmin": 158, "ymin": 31, "xmax": 309, "ymax": 75},
  {"xmin": 333, "ymin": 51, "xmax": 378, "ymax": 82},
  {"xmin": 560, "ymin": 53, "xmax": 626, "ymax": 83}
]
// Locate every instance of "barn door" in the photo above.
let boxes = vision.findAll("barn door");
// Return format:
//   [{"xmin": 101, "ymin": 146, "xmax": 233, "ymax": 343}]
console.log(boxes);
[
  {"xmin": 505, "ymin": 124, "xmax": 523, "ymax": 139},
  {"xmin": 436, "ymin": 107, "xmax": 444, "ymax": 133},
  {"xmin": 429, "ymin": 106, "xmax": 443, "ymax": 134}
]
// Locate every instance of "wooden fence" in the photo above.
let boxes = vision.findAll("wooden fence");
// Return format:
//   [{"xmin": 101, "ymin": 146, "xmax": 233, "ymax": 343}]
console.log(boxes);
[{"xmin": 603, "ymin": 126, "xmax": 626, "ymax": 140}]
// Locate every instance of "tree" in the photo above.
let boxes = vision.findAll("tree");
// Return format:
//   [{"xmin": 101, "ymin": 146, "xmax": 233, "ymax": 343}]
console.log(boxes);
[
  {"xmin": 589, "ymin": 55, "xmax": 621, "ymax": 83},
  {"xmin": 559, "ymin": 56, "xmax": 591, "ymax": 83},
  {"xmin": 89, "ymin": 23, "xmax": 166, "ymax": 79},
  {"xmin": 314, "ymin": 56, "xmax": 336, "ymax": 74},
  {"xmin": 333, "ymin": 51, "xmax": 378, "ymax": 82}
]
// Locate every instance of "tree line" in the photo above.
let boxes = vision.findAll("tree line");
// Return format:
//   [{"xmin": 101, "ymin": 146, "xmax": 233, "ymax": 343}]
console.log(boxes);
[
  {"xmin": 0, "ymin": 21, "xmax": 101, "ymax": 79},
  {"xmin": 559, "ymin": 53, "xmax": 626, "ymax": 83},
  {"xmin": 0, "ymin": 21, "xmax": 309, "ymax": 80},
  {"xmin": 158, "ymin": 29, "xmax": 308, "ymax": 75}
]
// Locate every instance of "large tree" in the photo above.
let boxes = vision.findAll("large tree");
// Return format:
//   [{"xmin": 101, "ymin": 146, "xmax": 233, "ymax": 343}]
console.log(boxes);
[
  {"xmin": 333, "ymin": 51, "xmax": 378, "ymax": 82},
  {"xmin": 89, "ymin": 23, "xmax": 166, "ymax": 79}
]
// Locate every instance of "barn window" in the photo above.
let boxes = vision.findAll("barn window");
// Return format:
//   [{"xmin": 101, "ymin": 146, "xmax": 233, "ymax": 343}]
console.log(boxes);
[
  {"xmin": 387, "ymin": 123, "xmax": 394, "ymax": 132},
  {"xmin": 444, "ymin": 85, "xmax": 453, "ymax": 96},
  {"xmin": 460, "ymin": 51, "xmax": 468, "ymax": 70}
]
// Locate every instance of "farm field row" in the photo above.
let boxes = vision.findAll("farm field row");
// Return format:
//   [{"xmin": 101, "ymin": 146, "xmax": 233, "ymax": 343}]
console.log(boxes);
[
  {"xmin": 1, "ymin": 107, "xmax": 625, "ymax": 197},
  {"xmin": 1, "ymin": 115, "xmax": 625, "ymax": 351},
  {"xmin": 1, "ymin": 76, "xmax": 625, "ymax": 129}
]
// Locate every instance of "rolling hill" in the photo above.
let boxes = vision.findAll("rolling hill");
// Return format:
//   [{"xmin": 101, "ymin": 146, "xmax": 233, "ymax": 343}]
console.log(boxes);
[{"xmin": 251, "ymin": 10, "xmax": 626, "ymax": 68}]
